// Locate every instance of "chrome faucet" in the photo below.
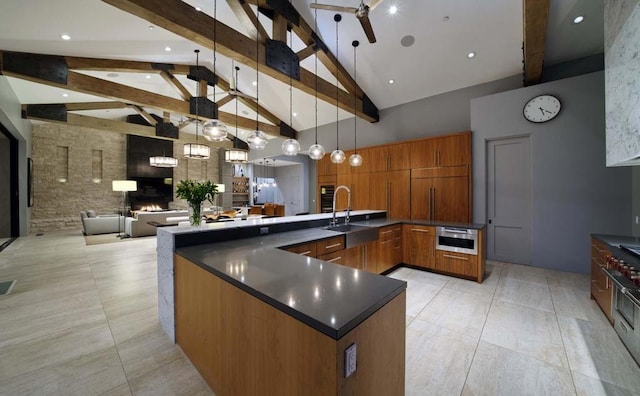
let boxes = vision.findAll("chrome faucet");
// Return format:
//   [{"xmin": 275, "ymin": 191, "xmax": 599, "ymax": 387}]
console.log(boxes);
[{"xmin": 331, "ymin": 185, "xmax": 351, "ymax": 227}]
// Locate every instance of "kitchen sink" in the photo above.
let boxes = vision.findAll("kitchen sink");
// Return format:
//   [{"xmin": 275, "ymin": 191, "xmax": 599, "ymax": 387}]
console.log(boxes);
[{"xmin": 324, "ymin": 224, "xmax": 379, "ymax": 248}]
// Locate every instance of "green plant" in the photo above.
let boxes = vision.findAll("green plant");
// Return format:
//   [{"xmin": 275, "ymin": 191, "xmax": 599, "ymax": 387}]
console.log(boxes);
[{"xmin": 175, "ymin": 179, "xmax": 218, "ymax": 226}]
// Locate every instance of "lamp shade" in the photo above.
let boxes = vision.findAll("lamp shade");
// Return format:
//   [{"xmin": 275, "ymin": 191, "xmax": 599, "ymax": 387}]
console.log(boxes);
[
  {"xmin": 149, "ymin": 156, "xmax": 178, "ymax": 167},
  {"xmin": 112, "ymin": 180, "xmax": 138, "ymax": 192},
  {"xmin": 183, "ymin": 143, "xmax": 211, "ymax": 159},
  {"xmin": 225, "ymin": 148, "xmax": 249, "ymax": 163},
  {"xmin": 214, "ymin": 183, "xmax": 226, "ymax": 193}
]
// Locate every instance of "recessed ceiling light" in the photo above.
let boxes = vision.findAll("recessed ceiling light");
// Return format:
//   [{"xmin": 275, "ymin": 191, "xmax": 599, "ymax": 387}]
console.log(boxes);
[
  {"xmin": 148, "ymin": 25, "xmax": 154, "ymax": 30},
  {"xmin": 145, "ymin": 75, "xmax": 151, "ymax": 79},
  {"xmin": 293, "ymin": 112, "xmax": 297, "ymax": 117},
  {"xmin": 252, "ymin": 81, "xmax": 257, "ymax": 86},
  {"xmin": 107, "ymin": 73, "xmax": 119, "ymax": 78},
  {"xmin": 389, "ymin": 79, "xmax": 395, "ymax": 84},
  {"xmin": 467, "ymin": 52, "xmax": 476, "ymax": 59},
  {"xmin": 165, "ymin": 46, "xmax": 172, "ymax": 52},
  {"xmin": 195, "ymin": 6, "xmax": 202, "ymax": 11},
  {"xmin": 242, "ymin": 110, "xmax": 250, "ymax": 115},
  {"xmin": 400, "ymin": 35, "xmax": 415, "ymax": 47},
  {"xmin": 60, "ymin": 34, "xmax": 71, "ymax": 41},
  {"xmin": 573, "ymin": 15, "xmax": 585, "ymax": 24},
  {"xmin": 442, "ymin": 16, "xmax": 450, "ymax": 22},
  {"xmin": 389, "ymin": 5, "xmax": 398, "ymax": 14},
  {"xmin": 62, "ymin": 93, "xmax": 69, "ymax": 97}
]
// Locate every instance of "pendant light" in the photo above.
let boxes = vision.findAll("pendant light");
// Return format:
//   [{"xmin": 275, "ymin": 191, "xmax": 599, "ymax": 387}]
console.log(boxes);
[
  {"xmin": 149, "ymin": 155, "xmax": 178, "ymax": 167},
  {"xmin": 247, "ymin": 7, "xmax": 268, "ymax": 150},
  {"xmin": 349, "ymin": 40, "xmax": 362, "ymax": 167},
  {"xmin": 308, "ymin": 1, "xmax": 325, "ymax": 160},
  {"xmin": 183, "ymin": 49, "xmax": 211, "ymax": 159},
  {"xmin": 202, "ymin": 0, "xmax": 228, "ymax": 142},
  {"xmin": 281, "ymin": 0, "xmax": 300, "ymax": 156},
  {"xmin": 271, "ymin": 159, "xmax": 277, "ymax": 187},
  {"xmin": 226, "ymin": 64, "xmax": 249, "ymax": 163},
  {"xmin": 330, "ymin": 14, "xmax": 345, "ymax": 164}
]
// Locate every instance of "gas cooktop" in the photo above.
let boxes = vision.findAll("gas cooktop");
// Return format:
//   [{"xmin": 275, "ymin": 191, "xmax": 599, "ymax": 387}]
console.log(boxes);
[{"xmin": 620, "ymin": 244, "xmax": 640, "ymax": 258}]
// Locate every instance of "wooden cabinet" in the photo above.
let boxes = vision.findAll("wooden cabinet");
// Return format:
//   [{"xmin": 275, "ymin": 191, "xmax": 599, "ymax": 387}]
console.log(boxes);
[
  {"xmin": 402, "ymin": 225, "xmax": 435, "ymax": 269},
  {"xmin": 590, "ymin": 238, "xmax": 613, "ymax": 323},
  {"xmin": 316, "ymin": 235, "xmax": 345, "ymax": 256},
  {"xmin": 317, "ymin": 155, "xmax": 337, "ymax": 176},
  {"xmin": 336, "ymin": 150, "xmax": 352, "ymax": 175},
  {"xmin": 376, "ymin": 225, "xmax": 403, "ymax": 273},
  {"xmin": 282, "ymin": 242, "xmax": 317, "ymax": 258},
  {"xmin": 369, "ymin": 170, "xmax": 411, "ymax": 219},
  {"xmin": 232, "ymin": 177, "xmax": 250, "ymax": 207},
  {"xmin": 410, "ymin": 166, "xmax": 470, "ymax": 223},
  {"xmin": 359, "ymin": 143, "xmax": 411, "ymax": 173},
  {"xmin": 410, "ymin": 132, "xmax": 471, "ymax": 169},
  {"xmin": 318, "ymin": 249, "xmax": 347, "ymax": 265},
  {"xmin": 434, "ymin": 250, "xmax": 478, "ymax": 278}
]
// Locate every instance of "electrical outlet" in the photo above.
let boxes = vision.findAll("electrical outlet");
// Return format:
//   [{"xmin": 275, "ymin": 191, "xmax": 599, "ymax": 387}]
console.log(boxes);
[
  {"xmin": 260, "ymin": 227, "xmax": 269, "ymax": 235},
  {"xmin": 345, "ymin": 343, "xmax": 357, "ymax": 378}
]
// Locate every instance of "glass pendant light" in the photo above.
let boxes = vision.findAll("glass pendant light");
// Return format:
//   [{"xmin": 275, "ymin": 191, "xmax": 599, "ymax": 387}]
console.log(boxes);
[
  {"xmin": 349, "ymin": 40, "xmax": 362, "ymax": 167},
  {"xmin": 270, "ymin": 159, "xmax": 277, "ymax": 187},
  {"xmin": 183, "ymin": 49, "xmax": 211, "ymax": 159},
  {"xmin": 202, "ymin": 0, "xmax": 228, "ymax": 142},
  {"xmin": 150, "ymin": 155, "xmax": 178, "ymax": 167},
  {"xmin": 308, "ymin": 2, "xmax": 325, "ymax": 160},
  {"xmin": 330, "ymin": 14, "xmax": 345, "ymax": 164},
  {"xmin": 226, "ymin": 64, "xmax": 249, "ymax": 163},
  {"xmin": 281, "ymin": 5, "xmax": 300, "ymax": 156},
  {"xmin": 248, "ymin": 7, "xmax": 268, "ymax": 150}
]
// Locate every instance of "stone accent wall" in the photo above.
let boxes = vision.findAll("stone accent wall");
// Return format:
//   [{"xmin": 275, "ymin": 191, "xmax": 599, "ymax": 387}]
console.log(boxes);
[{"xmin": 31, "ymin": 123, "xmax": 228, "ymax": 233}]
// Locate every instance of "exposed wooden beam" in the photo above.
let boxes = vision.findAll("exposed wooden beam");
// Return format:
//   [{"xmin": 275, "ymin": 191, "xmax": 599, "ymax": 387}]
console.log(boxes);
[
  {"xmin": 215, "ymin": 95, "xmax": 234, "ymax": 107},
  {"xmin": 63, "ymin": 101, "xmax": 128, "ymax": 111},
  {"xmin": 226, "ymin": 0, "xmax": 269, "ymax": 42},
  {"xmin": 296, "ymin": 44, "xmax": 317, "ymax": 61},
  {"xmin": 1, "ymin": 55, "xmax": 284, "ymax": 138},
  {"xmin": 159, "ymin": 70, "xmax": 191, "ymax": 100},
  {"xmin": 100, "ymin": 0, "xmax": 378, "ymax": 122},
  {"xmin": 65, "ymin": 56, "xmax": 190, "ymax": 74},
  {"xmin": 523, "ymin": 0, "xmax": 550, "ymax": 86},
  {"xmin": 132, "ymin": 105, "xmax": 159, "ymax": 126},
  {"xmin": 272, "ymin": 13, "xmax": 288, "ymax": 42}
]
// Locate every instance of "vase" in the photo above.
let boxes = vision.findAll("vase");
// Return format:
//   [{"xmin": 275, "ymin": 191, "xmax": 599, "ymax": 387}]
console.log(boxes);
[{"xmin": 189, "ymin": 202, "xmax": 203, "ymax": 227}]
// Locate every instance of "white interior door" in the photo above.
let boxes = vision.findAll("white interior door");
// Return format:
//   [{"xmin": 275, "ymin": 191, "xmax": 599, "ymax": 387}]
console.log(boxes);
[
  {"xmin": 487, "ymin": 136, "xmax": 532, "ymax": 264},
  {"xmin": 286, "ymin": 175, "xmax": 302, "ymax": 216}
]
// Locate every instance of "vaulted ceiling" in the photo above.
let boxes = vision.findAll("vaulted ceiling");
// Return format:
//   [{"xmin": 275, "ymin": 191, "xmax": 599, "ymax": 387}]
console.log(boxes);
[{"xmin": 0, "ymin": 0, "xmax": 603, "ymax": 145}]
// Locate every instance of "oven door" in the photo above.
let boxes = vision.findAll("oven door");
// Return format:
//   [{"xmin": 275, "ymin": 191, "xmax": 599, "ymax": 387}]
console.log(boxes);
[
  {"xmin": 605, "ymin": 270, "xmax": 640, "ymax": 364},
  {"xmin": 435, "ymin": 227, "xmax": 478, "ymax": 255}
]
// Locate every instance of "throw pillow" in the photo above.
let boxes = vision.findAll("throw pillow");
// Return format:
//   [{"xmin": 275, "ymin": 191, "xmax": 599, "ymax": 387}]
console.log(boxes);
[{"xmin": 86, "ymin": 210, "xmax": 96, "ymax": 218}]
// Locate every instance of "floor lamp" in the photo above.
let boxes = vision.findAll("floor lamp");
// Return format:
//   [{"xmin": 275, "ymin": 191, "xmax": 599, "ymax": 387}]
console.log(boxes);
[{"xmin": 112, "ymin": 180, "xmax": 137, "ymax": 238}]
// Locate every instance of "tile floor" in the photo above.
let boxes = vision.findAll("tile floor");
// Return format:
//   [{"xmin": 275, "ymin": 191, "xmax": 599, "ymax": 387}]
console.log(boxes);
[{"xmin": 1, "ymin": 230, "xmax": 639, "ymax": 396}]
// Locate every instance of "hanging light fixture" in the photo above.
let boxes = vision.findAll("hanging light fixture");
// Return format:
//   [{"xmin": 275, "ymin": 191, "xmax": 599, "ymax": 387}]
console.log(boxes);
[
  {"xmin": 202, "ymin": 0, "xmax": 228, "ymax": 142},
  {"xmin": 226, "ymin": 64, "xmax": 249, "ymax": 163},
  {"xmin": 349, "ymin": 40, "xmax": 362, "ymax": 167},
  {"xmin": 184, "ymin": 49, "xmax": 211, "ymax": 159},
  {"xmin": 308, "ymin": 1, "xmax": 325, "ymax": 160},
  {"xmin": 330, "ymin": 14, "xmax": 345, "ymax": 164},
  {"xmin": 281, "ymin": 1, "xmax": 300, "ymax": 156},
  {"xmin": 150, "ymin": 155, "xmax": 178, "ymax": 167},
  {"xmin": 247, "ymin": 7, "xmax": 268, "ymax": 150},
  {"xmin": 271, "ymin": 159, "xmax": 277, "ymax": 187}
]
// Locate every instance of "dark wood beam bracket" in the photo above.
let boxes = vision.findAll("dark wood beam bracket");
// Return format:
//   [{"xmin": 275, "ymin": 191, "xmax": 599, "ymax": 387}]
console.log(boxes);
[
  {"xmin": 265, "ymin": 39, "xmax": 300, "ymax": 80},
  {"xmin": 2, "ymin": 51, "xmax": 68, "ymax": 84}
]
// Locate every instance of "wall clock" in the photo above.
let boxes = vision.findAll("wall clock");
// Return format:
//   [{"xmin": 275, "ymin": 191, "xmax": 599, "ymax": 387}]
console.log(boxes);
[{"xmin": 523, "ymin": 94, "xmax": 561, "ymax": 123}]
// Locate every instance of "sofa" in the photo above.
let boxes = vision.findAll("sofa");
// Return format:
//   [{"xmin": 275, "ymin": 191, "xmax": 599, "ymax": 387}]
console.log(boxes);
[
  {"xmin": 125, "ymin": 208, "xmax": 226, "ymax": 237},
  {"xmin": 80, "ymin": 211, "xmax": 124, "ymax": 235}
]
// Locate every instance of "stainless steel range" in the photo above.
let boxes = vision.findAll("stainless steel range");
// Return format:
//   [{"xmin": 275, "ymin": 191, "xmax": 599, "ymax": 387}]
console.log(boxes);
[{"xmin": 602, "ymin": 253, "xmax": 640, "ymax": 365}]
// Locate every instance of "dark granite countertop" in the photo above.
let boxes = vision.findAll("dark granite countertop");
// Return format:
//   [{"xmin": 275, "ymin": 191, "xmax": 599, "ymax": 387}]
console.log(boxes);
[
  {"xmin": 592, "ymin": 234, "xmax": 640, "ymax": 270},
  {"xmin": 176, "ymin": 227, "xmax": 407, "ymax": 340},
  {"xmin": 356, "ymin": 218, "xmax": 486, "ymax": 230}
]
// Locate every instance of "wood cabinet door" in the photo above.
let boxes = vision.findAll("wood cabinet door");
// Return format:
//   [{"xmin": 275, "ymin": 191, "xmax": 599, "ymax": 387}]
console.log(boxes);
[
  {"xmin": 368, "ymin": 171, "xmax": 388, "ymax": 212},
  {"xmin": 335, "ymin": 173, "xmax": 351, "ymax": 211},
  {"xmin": 317, "ymin": 155, "xmax": 336, "ymax": 176},
  {"xmin": 437, "ymin": 133, "xmax": 471, "ymax": 167},
  {"xmin": 410, "ymin": 139, "xmax": 438, "ymax": 169},
  {"xmin": 407, "ymin": 226, "xmax": 435, "ymax": 268},
  {"xmin": 388, "ymin": 170, "xmax": 410, "ymax": 219},
  {"xmin": 336, "ymin": 150, "xmax": 352, "ymax": 175},
  {"xmin": 351, "ymin": 172, "xmax": 370, "ymax": 210},
  {"xmin": 361, "ymin": 146, "xmax": 386, "ymax": 173},
  {"xmin": 432, "ymin": 176, "xmax": 469, "ymax": 223},
  {"xmin": 343, "ymin": 246, "xmax": 362, "ymax": 270},
  {"xmin": 388, "ymin": 143, "xmax": 411, "ymax": 170},
  {"xmin": 434, "ymin": 250, "xmax": 477, "ymax": 277},
  {"xmin": 410, "ymin": 178, "xmax": 433, "ymax": 221}
]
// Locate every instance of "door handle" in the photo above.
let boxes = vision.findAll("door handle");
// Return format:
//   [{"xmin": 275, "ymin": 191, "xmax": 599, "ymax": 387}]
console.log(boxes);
[{"xmin": 488, "ymin": 219, "xmax": 492, "ymax": 224}]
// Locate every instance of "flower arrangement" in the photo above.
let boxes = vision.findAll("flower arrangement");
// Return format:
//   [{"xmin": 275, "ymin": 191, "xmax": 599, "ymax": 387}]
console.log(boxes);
[{"xmin": 175, "ymin": 179, "xmax": 219, "ymax": 226}]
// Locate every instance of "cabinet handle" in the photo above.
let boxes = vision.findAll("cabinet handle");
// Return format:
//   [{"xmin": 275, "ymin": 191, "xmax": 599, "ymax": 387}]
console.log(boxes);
[
  {"xmin": 443, "ymin": 254, "xmax": 469, "ymax": 261},
  {"xmin": 591, "ymin": 244, "xmax": 606, "ymax": 254},
  {"xmin": 381, "ymin": 230, "xmax": 394, "ymax": 235},
  {"xmin": 431, "ymin": 188, "xmax": 436, "ymax": 220},
  {"xmin": 411, "ymin": 228, "xmax": 430, "ymax": 233},
  {"xmin": 436, "ymin": 150, "xmax": 440, "ymax": 166},
  {"xmin": 327, "ymin": 256, "xmax": 342, "ymax": 263},
  {"xmin": 387, "ymin": 182, "xmax": 391, "ymax": 212},
  {"xmin": 591, "ymin": 279, "xmax": 605, "ymax": 293},
  {"xmin": 299, "ymin": 251, "xmax": 312, "ymax": 256},
  {"xmin": 380, "ymin": 240, "xmax": 392, "ymax": 245},
  {"xmin": 325, "ymin": 243, "xmax": 342, "ymax": 249}
]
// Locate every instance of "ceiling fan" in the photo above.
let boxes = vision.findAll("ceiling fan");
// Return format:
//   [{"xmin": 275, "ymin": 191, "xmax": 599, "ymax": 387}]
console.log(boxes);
[{"xmin": 310, "ymin": 0, "xmax": 385, "ymax": 43}]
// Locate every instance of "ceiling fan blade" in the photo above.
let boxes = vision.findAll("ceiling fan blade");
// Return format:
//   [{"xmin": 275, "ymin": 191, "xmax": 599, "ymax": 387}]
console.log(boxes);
[
  {"xmin": 310, "ymin": 3, "xmax": 358, "ymax": 13},
  {"xmin": 229, "ymin": 89, "xmax": 257, "ymax": 100},
  {"xmin": 358, "ymin": 14, "xmax": 377, "ymax": 43},
  {"xmin": 366, "ymin": 0, "xmax": 385, "ymax": 11}
]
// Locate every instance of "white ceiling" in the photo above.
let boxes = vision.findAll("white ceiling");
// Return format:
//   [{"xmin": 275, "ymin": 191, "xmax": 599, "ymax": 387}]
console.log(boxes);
[{"xmin": 0, "ymin": 0, "xmax": 603, "ymax": 138}]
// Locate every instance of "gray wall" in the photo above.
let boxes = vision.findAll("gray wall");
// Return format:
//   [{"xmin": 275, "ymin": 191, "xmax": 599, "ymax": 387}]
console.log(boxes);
[
  {"xmin": 0, "ymin": 134, "xmax": 10, "ymax": 237},
  {"xmin": 0, "ymin": 76, "xmax": 32, "ymax": 236},
  {"xmin": 471, "ymin": 71, "xmax": 631, "ymax": 273}
]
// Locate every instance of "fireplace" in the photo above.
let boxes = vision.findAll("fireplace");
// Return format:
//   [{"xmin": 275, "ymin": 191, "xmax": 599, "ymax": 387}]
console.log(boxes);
[{"xmin": 126, "ymin": 135, "xmax": 174, "ymax": 211}]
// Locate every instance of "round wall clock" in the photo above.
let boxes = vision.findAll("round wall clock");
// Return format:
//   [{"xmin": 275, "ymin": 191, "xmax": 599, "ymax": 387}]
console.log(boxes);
[{"xmin": 523, "ymin": 94, "xmax": 561, "ymax": 123}]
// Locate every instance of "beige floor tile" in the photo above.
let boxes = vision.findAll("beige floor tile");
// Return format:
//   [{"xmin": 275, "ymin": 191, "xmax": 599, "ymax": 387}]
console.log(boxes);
[
  {"xmin": 0, "ymin": 347, "xmax": 128, "ymax": 396},
  {"xmin": 500, "ymin": 262, "xmax": 549, "ymax": 285},
  {"xmin": 444, "ymin": 262, "xmax": 501, "ymax": 297},
  {"xmin": 572, "ymin": 371, "xmax": 640, "ymax": 396},
  {"xmin": 558, "ymin": 316, "xmax": 640, "ymax": 393},
  {"xmin": 101, "ymin": 383, "xmax": 134, "ymax": 396},
  {"xmin": 462, "ymin": 341, "xmax": 575, "ymax": 396},
  {"xmin": 387, "ymin": 267, "xmax": 414, "ymax": 281},
  {"xmin": 494, "ymin": 276, "xmax": 555, "ymax": 312},
  {"xmin": 127, "ymin": 355, "xmax": 214, "ymax": 396},
  {"xmin": 407, "ymin": 268, "xmax": 452, "ymax": 287},
  {"xmin": 417, "ymin": 288, "xmax": 493, "ymax": 339},
  {"xmin": 405, "ymin": 318, "xmax": 478, "ymax": 396},
  {"xmin": 546, "ymin": 268, "xmax": 591, "ymax": 291},
  {"xmin": 551, "ymin": 286, "xmax": 612, "ymax": 329},
  {"xmin": 404, "ymin": 279, "xmax": 444, "ymax": 317},
  {"xmin": 108, "ymin": 306, "xmax": 160, "ymax": 345},
  {"xmin": 481, "ymin": 300, "xmax": 569, "ymax": 369}
]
